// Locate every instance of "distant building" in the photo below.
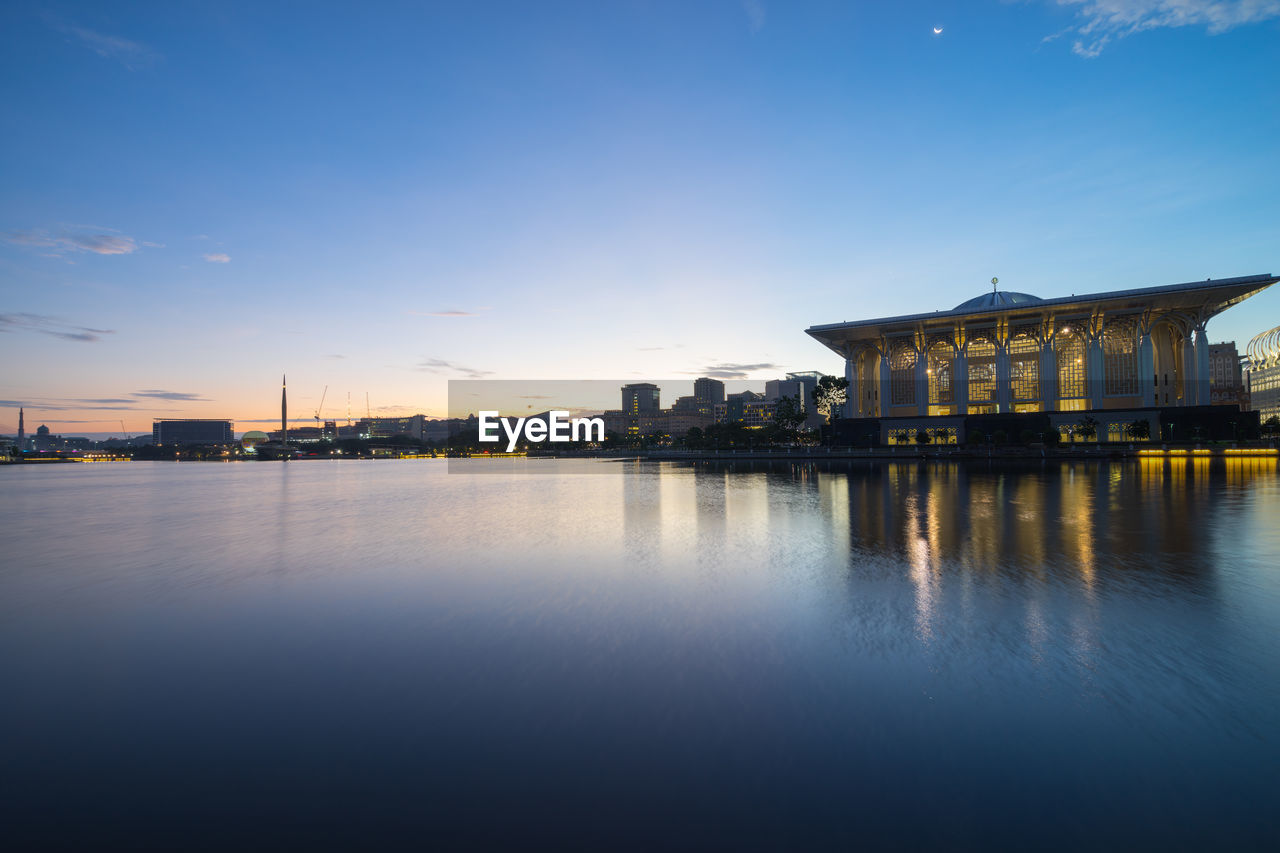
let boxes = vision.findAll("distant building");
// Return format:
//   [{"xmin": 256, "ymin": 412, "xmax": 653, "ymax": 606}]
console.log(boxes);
[
  {"xmin": 1208, "ymin": 342, "xmax": 1246, "ymax": 406},
  {"xmin": 153, "ymin": 419, "xmax": 234, "ymax": 446},
  {"xmin": 693, "ymin": 377, "xmax": 725, "ymax": 406},
  {"xmin": 724, "ymin": 390, "xmax": 763, "ymax": 423},
  {"xmin": 368, "ymin": 415, "xmax": 428, "ymax": 440},
  {"xmin": 1246, "ymin": 324, "xmax": 1280, "ymax": 423},
  {"xmin": 764, "ymin": 379, "xmax": 805, "ymax": 403},
  {"xmin": 740, "ymin": 399, "xmax": 777, "ymax": 428},
  {"xmin": 622, "ymin": 383, "xmax": 660, "ymax": 414},
  {"xmin": 28, "ymin": 424, "xmax": 93, "ymax": 452}
]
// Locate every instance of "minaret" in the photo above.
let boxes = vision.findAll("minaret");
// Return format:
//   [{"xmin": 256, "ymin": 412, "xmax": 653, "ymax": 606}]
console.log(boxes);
[
  {"xmin": 281, "ymin": 374, "xmax": 288, "ymax": 446},
  {"xmin": 17, "ymin": 407, "xmax": 24, "ymax": 451}
]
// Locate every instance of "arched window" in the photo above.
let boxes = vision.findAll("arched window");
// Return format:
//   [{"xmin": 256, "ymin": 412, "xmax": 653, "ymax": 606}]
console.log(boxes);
[
  {"xmin": 927, "ymin": 342, "xmax": 954, "ymax": 406},
  {"xmin": 966, "ymin": 338, "xmax": 997, "ymax": 403},
  {"xmin": 1010, "ymin": 334, "xmax": 1040, "ymax": 401},
  {"xmin": 1103, "ymin": 318, "xmax": 1139, "ymax": 396},
  {"xmin": 1056, "ymin": 328, "xmax": 1087, "ymax": 401},
  {"xmin": 890, "ymin": 341, "xmax": 917, "ymax": 406}
]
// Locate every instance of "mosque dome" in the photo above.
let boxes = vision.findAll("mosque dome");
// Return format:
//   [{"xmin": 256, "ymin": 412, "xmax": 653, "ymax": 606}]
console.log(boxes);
[{"xmin": 953, "ymin": 290, "xmax": 1043, "ymax": 312}]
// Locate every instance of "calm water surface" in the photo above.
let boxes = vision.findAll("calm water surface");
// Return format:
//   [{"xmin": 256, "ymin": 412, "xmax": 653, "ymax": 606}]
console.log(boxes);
[{"xmin": 2, "ymin": 458, "xmax": 1279, "ymax": 849}]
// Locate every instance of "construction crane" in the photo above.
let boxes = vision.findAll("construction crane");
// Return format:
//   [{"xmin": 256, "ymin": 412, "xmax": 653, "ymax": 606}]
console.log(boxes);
[{"xmin": 314, "ymin": 385, "xmax": 328, "ymax": 430}]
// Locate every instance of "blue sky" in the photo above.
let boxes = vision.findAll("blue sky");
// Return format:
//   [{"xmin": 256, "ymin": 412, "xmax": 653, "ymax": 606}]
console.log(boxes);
[{"xmin": 3, "ymin": 1, "xmax": 1279, "ymax": 433}]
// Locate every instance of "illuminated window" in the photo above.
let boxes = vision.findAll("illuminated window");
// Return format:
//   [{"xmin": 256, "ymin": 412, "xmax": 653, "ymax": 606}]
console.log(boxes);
[
  {"xmin": 927, "ymin": 343, "xmax": 953, "ymax": 405},
  {"xmin": 1010, "ymin": 335, "xmax": 1040, "ymax": 401},
  {"xmin": 1058, "ymin": 422, "xmax": 1097, "ymax": 443},
  {"xmin": 886, "ymin": 428, "xmax": 915, "ymax": 445},
  {"xmin": 890, "ymin": 342, "xmax": 917, "ymax": 406},
  {"xmin": 1103, "ymin": 319, "xmax": 1139, "ymax": 396},
  {"xmin": 966, "ymin": 338, "xmax": 997, "ymax": 403},
  {"xmin": 1056, "ymin": 330, "xmax": 1087, "ymax": 399}
]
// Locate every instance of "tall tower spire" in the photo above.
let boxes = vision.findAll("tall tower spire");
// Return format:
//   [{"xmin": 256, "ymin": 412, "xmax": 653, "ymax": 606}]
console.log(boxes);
[
  {"xmin": 17, "ymin": 407, "xmax": 24, "ymax": 449},
  {"xmin": 281, "ymin": 374, "xmax": 288, "ymax": 446}
]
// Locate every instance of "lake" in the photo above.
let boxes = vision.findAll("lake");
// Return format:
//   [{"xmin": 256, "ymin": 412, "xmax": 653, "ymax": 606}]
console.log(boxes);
[{"xmin": 2, "ymin": 458, "xmax": 1278, "ymax": 849}]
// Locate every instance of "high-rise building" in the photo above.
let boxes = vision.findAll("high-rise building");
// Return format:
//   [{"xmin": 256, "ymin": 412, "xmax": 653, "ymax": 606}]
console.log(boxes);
[
  {"xmin": 622, "ymin": 383, "xmax": 660, "ymax": 414},
  {"xmin": 765, "ymin": 379, "xmax": 805, "ymax": 403},
  {"xmin": 693, "ymin": 378, "xmax": 725, "ymax": 406}
]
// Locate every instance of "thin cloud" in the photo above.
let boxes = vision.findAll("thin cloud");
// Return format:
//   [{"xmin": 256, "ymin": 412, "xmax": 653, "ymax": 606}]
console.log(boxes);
[
  {"xmin": 1050, "ymin": 0, "xmax": 1280, "ymax": 56},
  {"xmin": 695, "ymin": 361, "xmax": 782, "ymax": 379},
  {"xmin": 416, "ymin": 358, "xmax": 493, "ymax": 379},
  {"xmin": 69, "ymin": 26, "xmax": 158, "ymax": 69},
  {"xmin": 132, "ymin": 390, "xmax": 211, "ymax": 402},
  {"xmin": 742, "ymin": 0, "xmax": 766, "ymax": 33},
  {"xmin": 408, "ymin": 308, "xmax": 484, "ymax": 317},
  {"xmin": 0, "ymin": 397, "xmax": 137, "ymax": 412},
  {"xmin": 0, "ymin": 313, "xmax": 115, "ymax": 342},
  {"xmin": 326, "ymin": 353, "xmax": 346, "ymax": 359},
  {"xmin": 4, "ymin": 225, "xmax": 139, "ymax": 256},
  {"xmin": 203, "ymin": 253, "xmax": 231, "ymax": 263}
]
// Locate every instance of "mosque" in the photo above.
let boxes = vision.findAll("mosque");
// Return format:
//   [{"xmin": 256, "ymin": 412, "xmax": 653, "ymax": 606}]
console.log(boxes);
[{"xmin": 806, "ymin": 273, "xmax": 1276, "ymax": 444}]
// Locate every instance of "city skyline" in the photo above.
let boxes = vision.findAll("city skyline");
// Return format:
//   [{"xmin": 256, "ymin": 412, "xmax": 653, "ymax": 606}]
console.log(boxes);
[{"xmin": 4, "ymin": 1, "xmax": 1280, "ymax": 434}]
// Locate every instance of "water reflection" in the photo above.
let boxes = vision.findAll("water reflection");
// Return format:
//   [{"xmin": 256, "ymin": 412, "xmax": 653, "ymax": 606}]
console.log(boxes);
[
  {"xmin": 2, "ymin": 458, "xmax": 1277, "ymax": 849},
  {"xmin": 688, "ymin": 456, "xmax": 1277, "ymax": 577}
]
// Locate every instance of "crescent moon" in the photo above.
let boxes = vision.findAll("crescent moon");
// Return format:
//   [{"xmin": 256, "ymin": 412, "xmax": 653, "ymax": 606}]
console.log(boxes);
[{"xmin": 933, "ymin": 27, "xmax": 943, "ymax": 35}]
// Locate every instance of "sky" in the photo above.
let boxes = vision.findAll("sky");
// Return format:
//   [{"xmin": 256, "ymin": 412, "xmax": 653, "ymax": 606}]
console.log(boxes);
[{"xmin": 2, "ymin": 0, "xmax": 1279, "ymax": 436}]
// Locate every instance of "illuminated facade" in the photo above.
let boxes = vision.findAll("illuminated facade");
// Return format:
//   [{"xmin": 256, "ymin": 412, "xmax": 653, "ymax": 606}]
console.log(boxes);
[
  {"xmin": 1246, "ymin": 324, "xmax": 1280, "ymax": 423},
  {"xmin": 807, "ymin": 274, "xmax": 1276, "ymax": 422}
]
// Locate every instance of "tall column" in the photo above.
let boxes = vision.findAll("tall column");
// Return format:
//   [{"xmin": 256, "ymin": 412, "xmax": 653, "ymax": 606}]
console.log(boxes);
[
  {"xmin": 955, "ymin": 347, "xmax": 969, "ymax": 416},
  {"xmin": 1039, "ymin": 339, "xmax": 1056, "ymax": 412},
  {"xmin": 996, "ymin": 344, "xmax": 1012, "ymax": 414},
  {"xmin": 844, "ymin": 352, "xmax": 855, "ymax": 419},
  {"xmin": 878, "ymin": 351, "xmax": 890, "ymax": 418},
  {"xmin": 1181, "ymin": 335, "xmax": 1195, "ymax": 406},
  {"xmin": 916, "ymin": 349, "xmax": 929, "ymax": 417},
  {"xmin": 1088, "ymin": 334, "xmax": 1104, "ymax": 410},
  {"xmin": 1139, "ymin": 331, "xmax": 1155, "ymax": 407},
  {"xmin": 1194, "ymin": 327, "xmax": 1209, "ymax": 407}
]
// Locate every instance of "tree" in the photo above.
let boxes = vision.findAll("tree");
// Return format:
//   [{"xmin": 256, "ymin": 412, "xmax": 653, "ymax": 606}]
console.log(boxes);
[
  {"xmin": 813, "ymin": 375, "xmax": 850, "ymax": 424},
  {"xmin": 773, "ymin": 394, "xmax": 806, "ymax": 440},
  {"xmin": 1076, "ymin": 415, "xmax": 1098, "ymax": 441},
  {"xmin": 1264, "ymin": 416, "xmax": 1280, "ymax": 438},
  {"xmin": 1125, "ymin": 419, "xmax": 1150, "ymax": 441},
  {"xmin": 915, "ymin": 428, "xmax": 931, "ymax": 445}
]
